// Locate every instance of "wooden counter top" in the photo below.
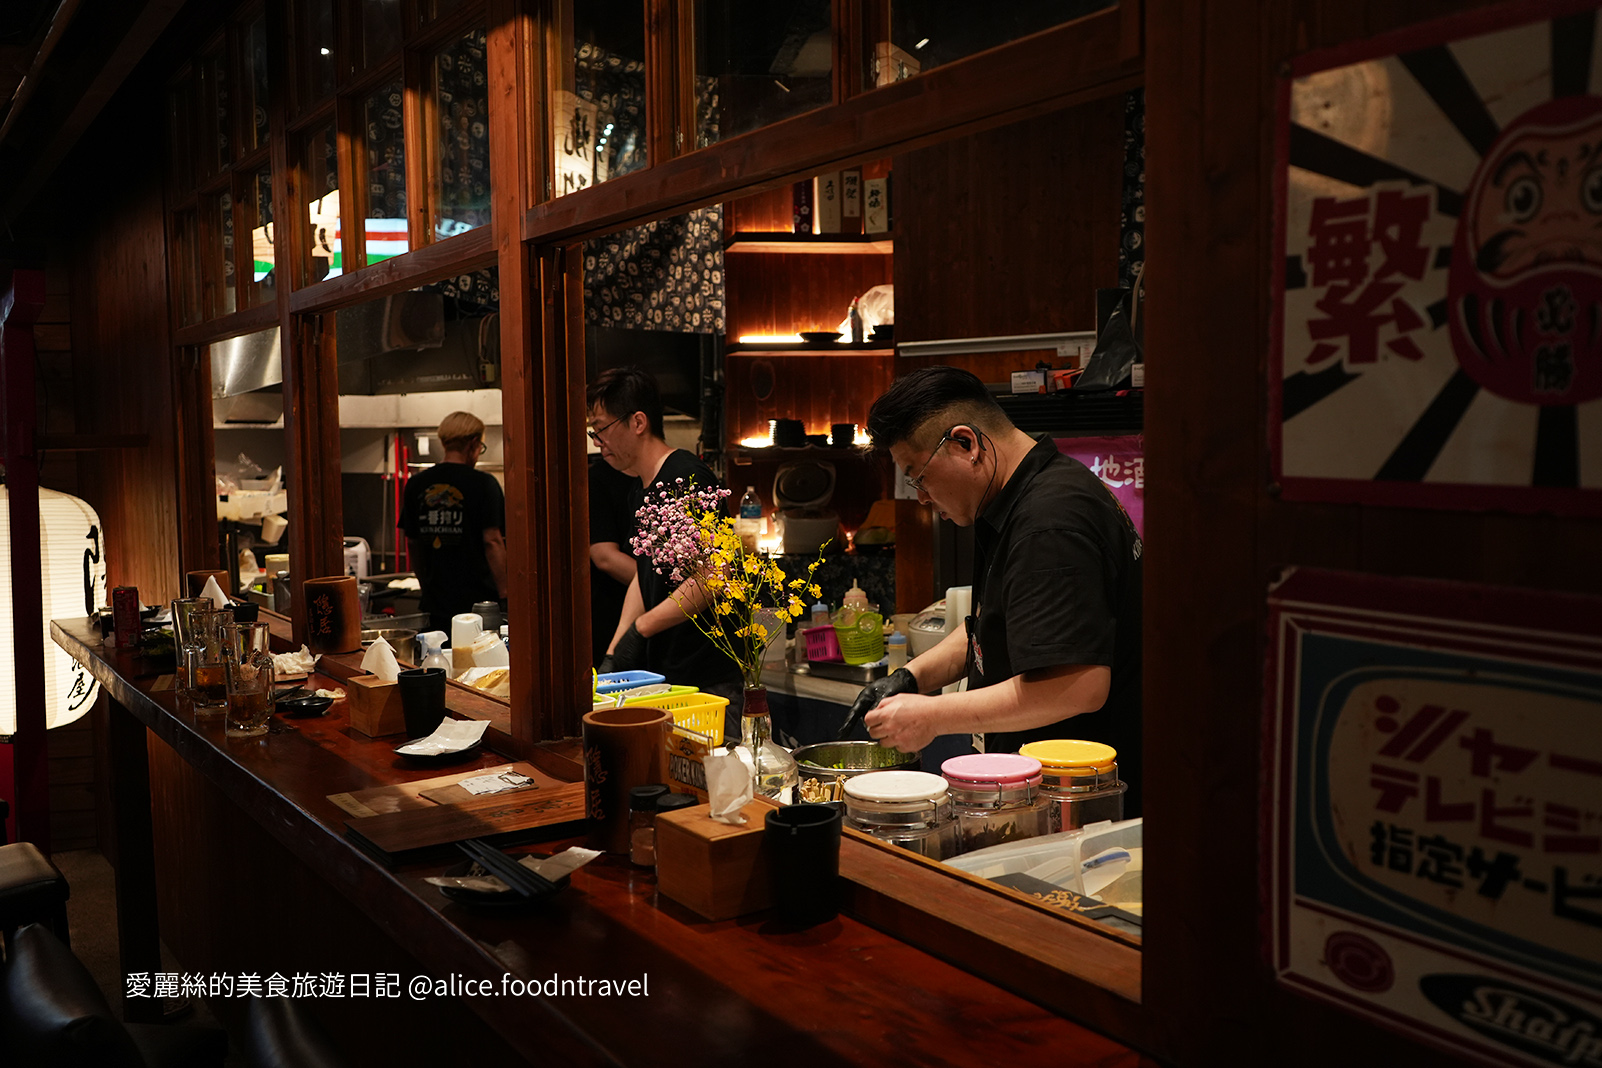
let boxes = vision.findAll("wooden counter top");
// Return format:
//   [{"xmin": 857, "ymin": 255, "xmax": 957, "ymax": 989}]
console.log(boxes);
[{"xmin": 53, "ymin": 616, "xmax": 1150, "ymax": 1068}]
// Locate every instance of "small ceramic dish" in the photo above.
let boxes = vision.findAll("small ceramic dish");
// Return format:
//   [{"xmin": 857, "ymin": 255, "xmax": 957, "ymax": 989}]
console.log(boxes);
[
  {"xmin": 278, "ymin": 694, "xmax": 334, "ymax": 717},
  {"xmin": 799, "ymin": 331, "xmax": 842, "ymax": 344}
]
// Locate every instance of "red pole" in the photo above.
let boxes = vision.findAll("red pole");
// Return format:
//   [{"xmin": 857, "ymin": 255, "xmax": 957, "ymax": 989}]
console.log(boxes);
[{"xmin": 1, "ymin": 269, "xmax": 50, "ymax": 850}]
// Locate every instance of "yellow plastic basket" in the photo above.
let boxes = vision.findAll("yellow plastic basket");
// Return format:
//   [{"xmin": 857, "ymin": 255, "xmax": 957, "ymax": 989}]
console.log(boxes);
[
  {"xmin": 621, "ymin": 690, "xmax": 727, "ymax": 747},
  {"xmin": 834, "ymin": 611, "xmax": 885, "ymax": 665}
]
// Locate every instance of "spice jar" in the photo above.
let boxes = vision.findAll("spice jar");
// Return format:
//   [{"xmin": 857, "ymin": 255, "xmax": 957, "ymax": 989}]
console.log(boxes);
[
  {"xmin": 629, "ymin": 784, "xmax": 670, "ymax": 866},
  {"xmin": 1018, "ymin": 740, "xmax": 1127, "ymax": 833},
  {"xmin": 842, "ymin": 771, "xmax": 956, "ymax": 860},
  {"xmin": 941, "ymin": 753, "xmax": 1049, "ymax": 855}
]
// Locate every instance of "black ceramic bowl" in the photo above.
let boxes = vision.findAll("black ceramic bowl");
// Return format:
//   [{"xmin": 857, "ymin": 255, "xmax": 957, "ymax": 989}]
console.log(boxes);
[
  {"xmin": 799, "ymin": 331, "xmax": 841, "ymax": 344},
  {"xmin": 278, "ymin": 694, "xmax": 334, "ymax": 717}
]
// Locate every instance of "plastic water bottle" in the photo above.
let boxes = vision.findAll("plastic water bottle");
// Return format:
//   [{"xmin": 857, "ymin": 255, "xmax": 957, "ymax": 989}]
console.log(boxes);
[
  {"xmin": 886, "ymin": 630, "xmax": 908, "ymax": 671},
  {"xmin": 738, "ymin": 486, "xmax": 761, "ymax": 552}
]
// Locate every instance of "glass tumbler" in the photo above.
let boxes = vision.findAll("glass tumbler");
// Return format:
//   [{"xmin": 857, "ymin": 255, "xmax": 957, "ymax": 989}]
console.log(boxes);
[
  {"xmin": 170, "ymin": 597, "xmax": 205, "ymax": 696},
  {"xmin": 186, "ymin": 605, "xmax": 232, "ymax": 713},
  {"xmin": 225, "ymin": 622, "xmax": 275, "ymax": 738}
]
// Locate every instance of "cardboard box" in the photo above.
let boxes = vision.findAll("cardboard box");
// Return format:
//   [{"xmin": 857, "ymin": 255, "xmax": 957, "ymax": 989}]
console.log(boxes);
[
  {"xmin": 655, "ymin": 798, "xmax": 777, "ymax": 921},
  {"xmin": 347, "ymin": 674, "xmax": 406, "ymax": 737}
]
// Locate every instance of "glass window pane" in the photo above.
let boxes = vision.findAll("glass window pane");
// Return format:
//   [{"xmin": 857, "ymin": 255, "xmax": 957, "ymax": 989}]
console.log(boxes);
[
  {"xmin": 361, "ymin": 0, "xmax": 402, "ymax": 69},
  {"xmin": 553, "ymin": 0, "xmax": 647, "ymax": 199},
  {"xmin": 426, "ymin": 0, "xmax": 466, "ymax": 21},
  {"xmin": 169, "ymin": 75, "xmax": 195, "ymax": 195},
  {"xmin": 432, "ymin": 28, "xmax": 490, "ymax": 240},
  {"xmin": 298, "ymin": 0, "xmax": 336, "ymax": 107},
  {"xmin": 200, "ymin": 47, "xmax": 230, "ymax": 170},
  {"xmin": 241, "ymin": 13, "xmax": 270, "ymax": 151},
  {"xmin": 364, "ymin": 80, "xmax": 410, "ymax": 263},
  {"xmin": 304, "ymin": 125, "xmax": 342, "ymax": 283},
  {"xmin": 174, "ymin": 208, "xmax": 201, "ymax": 327},
  {"xmin": 693, "ymin": 0, "xmax": 832, "ymax": 147},
  {"xmin": 210, "ymin": 328, "xmax": 289, "ymax": 601},
  {"xmin": 206, "ymin": 191, "xmax": 237, "ymax": 317},
  {"xmin": 867, "ymin": 0, "xmax": 1114, "ymax": 87},
  {"xmin": 333, "ymin": 270, "xmax": 504, "ymax": 633},
  {"xmin": 244, "ymin": 167, "xmax": 277, "ymax": 308}
]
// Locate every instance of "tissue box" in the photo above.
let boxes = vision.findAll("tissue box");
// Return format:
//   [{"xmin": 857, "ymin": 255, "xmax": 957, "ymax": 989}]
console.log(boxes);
[
  {"xmin": 347, "ymin": 675, "xmax": 406, "ymax": 737},
  {"xmin": 655, "ymin": 798, "xmax": 777, "ymax": 921}
]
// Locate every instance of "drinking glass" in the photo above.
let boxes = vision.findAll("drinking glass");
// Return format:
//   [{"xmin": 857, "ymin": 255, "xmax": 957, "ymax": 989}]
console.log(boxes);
[
  {"xmin": 186, "ymin": 605, "xmax": 231, "ymax": 713},
  {"xmin": 170, "ymin": 597, "xmax": 206, "ymax": 696},
  {"xmin": 225, "ymin": 622, "xmax": 275, "ymax": 738}
]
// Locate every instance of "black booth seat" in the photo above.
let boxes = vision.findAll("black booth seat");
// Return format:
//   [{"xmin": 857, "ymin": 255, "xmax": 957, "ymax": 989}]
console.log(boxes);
[{"xmin": 0, "ymin": 923, "xmax": 227, "ymax": 1068}]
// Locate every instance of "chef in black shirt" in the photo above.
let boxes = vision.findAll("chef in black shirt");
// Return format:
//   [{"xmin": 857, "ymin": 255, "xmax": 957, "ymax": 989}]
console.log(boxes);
[
  {"xmin": 848, "ymin": 366, "xmax": 1144, "ymax": 814},
  {"xmin": 587, "ymin": 367, "xmax": 744, "ymax": 724},
  {"xmin": 398, "ymin": 411, "xmax": 508, "ymax": 633}
]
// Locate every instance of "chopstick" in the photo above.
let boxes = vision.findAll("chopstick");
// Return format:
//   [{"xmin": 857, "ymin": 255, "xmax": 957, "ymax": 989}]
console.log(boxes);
[{"xmin": 456, "ymin": 839, "xmax": 559, "ymax": 897}]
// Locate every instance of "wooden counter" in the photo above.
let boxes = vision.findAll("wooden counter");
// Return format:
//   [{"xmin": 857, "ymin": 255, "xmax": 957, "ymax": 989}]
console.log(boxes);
[{"xmin": 54, "ymin": 617, "xmax": 1149, "ymax": 1068}]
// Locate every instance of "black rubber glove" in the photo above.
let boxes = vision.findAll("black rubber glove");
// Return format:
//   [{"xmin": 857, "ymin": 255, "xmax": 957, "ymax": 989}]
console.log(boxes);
[
  {"xmin": 597, "ymin": 655, "xmax": 616, "ymax": 674},
  {"xmin": 836, "ymin": 667, "xmax": 919, "ymax": 740},
  {"xmin": 608, "ymin": 622, "xmax": 647, "ymax": 672}
]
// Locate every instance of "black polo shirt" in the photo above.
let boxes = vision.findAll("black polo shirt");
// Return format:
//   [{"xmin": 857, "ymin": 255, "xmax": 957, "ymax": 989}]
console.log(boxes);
[{"xmin": 967, "ymin": 436, "xmax": 1144, "ymax": 815}]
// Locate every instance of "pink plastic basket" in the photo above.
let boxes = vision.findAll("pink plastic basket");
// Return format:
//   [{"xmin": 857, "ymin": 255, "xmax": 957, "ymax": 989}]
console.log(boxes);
[{"xmin": 802, "ymin": 624, "xmax": 842, "ymax": 662}]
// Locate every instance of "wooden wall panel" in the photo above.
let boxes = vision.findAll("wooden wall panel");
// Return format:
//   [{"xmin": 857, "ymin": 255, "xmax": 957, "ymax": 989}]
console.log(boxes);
[
  {"xmin": 68, "ymin": 132, "xmax": 182, "ymax": 606},
  {"xmin": 724, "ymin": 353, "xmax": 895, "ymax": 444},
  {"xmin": 892, "ymin": 98, "xmax": 1125, "ymax": 344},
  {"xmin": 1143, "ymin": 1, "xmax": 1585, "ymax": 1066}
]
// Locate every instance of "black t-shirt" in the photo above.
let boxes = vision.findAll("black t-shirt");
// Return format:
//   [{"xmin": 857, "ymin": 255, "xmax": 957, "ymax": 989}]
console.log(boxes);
[
  {"xmin": 631, "ymin": 450, "xmax": 740, "ymax": 690},
  {"xmin": 589, "ymin": 456, "xmax": 639, "ymax": 665},
  {"xmin": 967, "ymin": 436, "xmax": 1144, "ymax": 815},
  {"xmin": 398, "ymin": 462, "xmax": 505, "ymax": 626}
]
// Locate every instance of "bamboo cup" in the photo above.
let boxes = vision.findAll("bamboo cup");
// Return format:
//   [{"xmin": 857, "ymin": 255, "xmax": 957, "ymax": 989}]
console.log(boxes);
[{"xmin": 582, "ymin": 706, "xmax": 672, "ymax": 853}]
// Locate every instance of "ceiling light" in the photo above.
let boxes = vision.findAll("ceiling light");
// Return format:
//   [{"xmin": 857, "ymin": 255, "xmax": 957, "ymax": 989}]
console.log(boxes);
[
  {"xmin": 915, "ymin": 38, "xmax": 929, "ymax": 49},
  {"xmin": 320, "ymin": 47, "xmax": 331, "ymax": 55}
]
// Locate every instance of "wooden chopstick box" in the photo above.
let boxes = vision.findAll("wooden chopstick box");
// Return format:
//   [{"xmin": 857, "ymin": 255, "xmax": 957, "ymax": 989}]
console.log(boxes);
[
  {"xmin": 654, "ymin": 798, "xmax": 777, "ymax": 921},
  {"xmin": 346, "ymin": 674, "xmax": 406, "ymax": 737}
]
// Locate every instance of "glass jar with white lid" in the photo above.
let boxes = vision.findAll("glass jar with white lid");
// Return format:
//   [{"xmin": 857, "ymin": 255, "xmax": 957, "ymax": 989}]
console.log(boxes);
[{"xmin": 842, "ymin": 770, "xmax": 957, "ymax": 860}]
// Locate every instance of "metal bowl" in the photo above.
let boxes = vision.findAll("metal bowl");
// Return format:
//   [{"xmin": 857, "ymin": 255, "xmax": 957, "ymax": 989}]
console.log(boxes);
[
  {"xmin": 791, "ymin": 740, "xmax": 920, "ymax": 805},
  {"xmin": 360, "ymin": 627, "xmax": 417, "ymax": 652}
]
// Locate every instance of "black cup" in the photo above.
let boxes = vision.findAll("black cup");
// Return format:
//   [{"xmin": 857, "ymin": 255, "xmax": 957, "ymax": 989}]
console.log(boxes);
[
  {"xmin": 765, "ymin": 804, "xmax": 843, "ymax": 926},
  {"xmin": 396, "ymin": 668, "xmax": 447, "ymax": 738},
  {"xmin": 230, "ymin": 602, "xmax": 259, "ymax": 623},
  {"xmin": 830, "ymin": 423, "xmax": 855, "ymax": 447}
]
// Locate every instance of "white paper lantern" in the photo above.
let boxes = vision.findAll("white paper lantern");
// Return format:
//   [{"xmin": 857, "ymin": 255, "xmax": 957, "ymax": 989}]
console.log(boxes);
[{"xmin": 0, "ymin": 487, "xmax": 105, "ymax": 733}]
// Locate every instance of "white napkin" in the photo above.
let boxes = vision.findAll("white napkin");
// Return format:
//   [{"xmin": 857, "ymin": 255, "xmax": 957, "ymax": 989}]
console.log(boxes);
[
  {"xmin": 199, "ymin": 575, "xmax": 229, "ymax": 608},
  {"xmin": 395, "ymin": 719, "xmax": 489, "ymax": 756},
  {"xmin": 271, "ymin": 645, "xmax": 319, "ymax": 675},
  {"xmin": 704, "ymin": 746, "xmax": 756, "ymax": 825},
  {"xmin": 423, "ymin": 845, "xmax": 602, "ymax": 893},
  {"xmin": 360, "ymin": 637, "xmax": 400, "ymax": 682},
  {"xmin": 470, "ymin": 630, "xmax": 509, "ymax": 667}
]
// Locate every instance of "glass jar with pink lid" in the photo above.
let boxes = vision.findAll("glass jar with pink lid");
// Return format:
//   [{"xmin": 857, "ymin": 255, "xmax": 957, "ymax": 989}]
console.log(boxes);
[{"xmin": 941, "ymin": 753, "xmax": 1051, "ymax": 855}]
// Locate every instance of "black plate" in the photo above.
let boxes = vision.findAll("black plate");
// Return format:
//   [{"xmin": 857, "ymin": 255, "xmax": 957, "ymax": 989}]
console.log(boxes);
[
  {"xmin": 799, "ymin": 331, "xmax": 841, "ymax": 344},
  {"xmin": 436, "ymin": 859, "xmax": 569, "ymax": 908},
  {"xmin": 278, "ymin": 694, "xmax": 333, "ymax": 717}
]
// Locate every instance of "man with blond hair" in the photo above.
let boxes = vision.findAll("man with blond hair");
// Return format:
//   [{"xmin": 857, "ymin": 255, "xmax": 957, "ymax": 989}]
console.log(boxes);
[{"xmin": 399, "ymin": 411, "xmax": 508, "ymax": 632}]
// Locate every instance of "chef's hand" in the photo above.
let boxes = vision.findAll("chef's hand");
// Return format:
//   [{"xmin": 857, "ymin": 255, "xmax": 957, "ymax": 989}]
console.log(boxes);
[
  {"xmin": 836, "ymin": 667, "xmax": 918, "ymax": 739},
  {"xmin": 604, "ymin": 623, "xmax": 647, "ymax": 674},
  {"xmin": 865, "ymin": 692, "xmax": 941, "ymax": 753}
]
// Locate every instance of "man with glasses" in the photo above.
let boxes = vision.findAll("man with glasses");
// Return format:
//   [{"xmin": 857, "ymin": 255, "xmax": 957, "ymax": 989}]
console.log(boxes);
[
  {"xmin": 842, "ymin": 366, "xmax": 1145, "ymax": 814},
  {"xmin": 399, "ymin": 411, "xmax": 508, "ymax": 633},
  {"xmin": 587, "ymin": 367, "xmax": 743, "ymax": 722}
]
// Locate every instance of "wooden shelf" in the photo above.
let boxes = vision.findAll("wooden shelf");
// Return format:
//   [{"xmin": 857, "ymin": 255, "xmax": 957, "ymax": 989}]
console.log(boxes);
[
  {"xmin": 725, "ymin": 232, "xmax": 894, "ymax": 255},
  {"xmin": 726, "ymin": 343, "xmax": 893, "ymax": 356}
]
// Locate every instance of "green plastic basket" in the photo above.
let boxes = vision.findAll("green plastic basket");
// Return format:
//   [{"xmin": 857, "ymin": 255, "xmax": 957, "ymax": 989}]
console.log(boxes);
[{"xmin": 834, "ymin": 611, "xmax": 885, "ymax": 665}]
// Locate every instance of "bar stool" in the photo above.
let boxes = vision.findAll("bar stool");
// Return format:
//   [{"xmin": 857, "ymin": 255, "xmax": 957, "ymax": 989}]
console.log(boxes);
[
  {"xmin": 243, "ymin": 997, "xmax": 353, "ymax": 1068},
  {"xmin": 0, "ymin": 805, "xmax": 71, "ymax": 950}
]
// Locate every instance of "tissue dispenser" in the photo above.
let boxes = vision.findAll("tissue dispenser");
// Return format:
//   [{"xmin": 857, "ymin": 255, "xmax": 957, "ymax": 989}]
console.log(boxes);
[
  {"xmin": 347, "ymin": 675, "xmax": 406, "ymax": 737},
  {"xmin": 655, "ymin": 797, "xmax": 779, "ymax": 921}
]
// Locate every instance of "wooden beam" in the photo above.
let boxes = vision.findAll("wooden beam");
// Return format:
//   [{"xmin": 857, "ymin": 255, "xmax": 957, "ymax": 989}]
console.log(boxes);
[
  {"xmin": 0, "ymin": 0, "xmax": 191, "ymax": 224},
  {"xmin": 1, "ymin": 269, "xmax": 51, "ymax": 848},
  {"xmin": 285, "ymin": 223, "xmax": 495, "ymax": 313},
  {"xmin": 523, "ymin": 11, "xmax": 1141, "ymax": 245}
]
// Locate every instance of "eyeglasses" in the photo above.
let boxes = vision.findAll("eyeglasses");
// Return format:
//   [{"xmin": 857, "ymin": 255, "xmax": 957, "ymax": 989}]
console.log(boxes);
[
  {"xmin": 587, "ymin": 414, "xmax": 628, "ymax": 443},
  {"xmin": 906, "ymin": 431, "xmax": 954, "ymax": 494}
]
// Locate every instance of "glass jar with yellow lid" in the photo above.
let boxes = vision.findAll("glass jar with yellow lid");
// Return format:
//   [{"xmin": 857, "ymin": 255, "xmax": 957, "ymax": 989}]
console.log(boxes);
[{"xmin": 1017, "ymin": 740, "xmax": 1127, "ymax": 833}]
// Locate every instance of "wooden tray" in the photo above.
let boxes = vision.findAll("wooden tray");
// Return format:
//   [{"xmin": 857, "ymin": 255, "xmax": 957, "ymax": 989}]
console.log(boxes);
[
  {"xmin": 327, "ymin": 762, "xmax": 553, "ymax": 818},
  {"xmin": 344, "ymin": 781, "xmax": 588, "ymax": 865}
]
